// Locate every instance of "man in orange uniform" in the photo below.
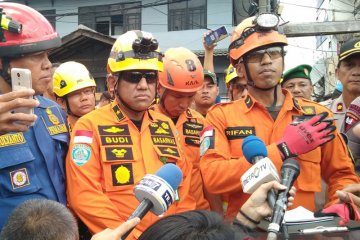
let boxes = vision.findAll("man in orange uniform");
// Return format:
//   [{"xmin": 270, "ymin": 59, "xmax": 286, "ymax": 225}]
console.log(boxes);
[
  {"xmin": 200, "ymin": 15, "xmax": 359, "ymax": 220},
  {"xmin": 152, "ymin": 47, "xmax": 221, "ymax": 212},
  {"xmin": 66, "ymin": 30, "xmax": 195, "ymax": 239}
]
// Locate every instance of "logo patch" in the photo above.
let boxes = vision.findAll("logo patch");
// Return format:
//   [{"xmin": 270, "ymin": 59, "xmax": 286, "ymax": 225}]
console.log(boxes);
[
  {"xmin": 0, "ymin": 133, "xmax": 26, "ymax": 148},
  {"xmin": 72, "ymin": 144, "xmax": 91, "ymax": 166},
  {"xmin": 200, "ymin": 126, "xmax": 215, "ymax": 156},
  {"xmin": 302, "ymin": 106, "xmax": 316, "ymax": 115},
  {"xmin": 100, "ymin": 136, "xmax": 133, "ymax": 145},
  {"xmin": 10, "ymin": 168, "xmax": 30, "ymax": 189},
  {"xmin": 41, "ymin": 106, "xmax": 67, "ymax": 135},
  {"xmin": 99, "ymin": 125, "xmax": 130, "ymax": 135},
  {"xmin": 106, "ymin": 147, "xmax": 134, "ymax": 160},
  {"xmin": 111, "ymin": 163, "xmax": 134, "ymax": 186},
  {"xmin": 245, "ymin": 95, "xmax": 253, "ymax": 109},
  {"xmin": 158, "ymin": 146, "xmax": 180, "ymax": 158},
  {"xmin": 149, "ymin": 121, "xmax": 174, "ymax": 137},
  {"xmin": 344, "ymin": 112, "xmax": 360, "ymax": 132},
  {"xmin": 112, "ymin": 105, "xmax": 125, "ymax": 121},
  {"xmin": 337, "ymin": 103, "xmax": 344, "ymax": 112},
  {"xmin": 225, "ymin": 127, "xmax": 255, "ymax": 140},
  {"xmin": 46, "ymin": 108, "xmax": 60, "ymax": 125}
]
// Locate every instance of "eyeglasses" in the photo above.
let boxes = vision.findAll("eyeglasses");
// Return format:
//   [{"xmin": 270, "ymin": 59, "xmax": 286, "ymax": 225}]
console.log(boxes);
[
  {"xmin": 68, "ymin": 87, "xmax": 95, "ymax": 98},
  {"xmin": 120, "ymin": 71, "xmax": 158, "ymax": 84},
  {"xmin": 245, "ymin": 46, "xmax": 283, "ymax": 63}
]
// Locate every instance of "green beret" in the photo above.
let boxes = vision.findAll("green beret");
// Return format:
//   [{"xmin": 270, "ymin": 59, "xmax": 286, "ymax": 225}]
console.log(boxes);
[
  {"xmin": 203, "ymin": 69, "xmax": 217, "ymax": 85},
  {"xmin": 281, "ymin": 64, "xmax": 312, "ymax": 86}
]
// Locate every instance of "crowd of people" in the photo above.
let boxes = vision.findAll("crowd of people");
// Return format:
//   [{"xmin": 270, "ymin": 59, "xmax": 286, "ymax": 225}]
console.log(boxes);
[{"xmin": 0, "ymin": 2, "xmax": 360, "ymax": 240}]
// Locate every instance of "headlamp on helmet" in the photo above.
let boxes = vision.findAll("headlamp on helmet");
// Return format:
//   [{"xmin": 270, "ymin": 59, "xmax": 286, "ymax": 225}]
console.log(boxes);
[
  {"xmin": 107, "ymin": 30, "xmax": 163, "ymax": 73},
  {"xmin": 229, "ymin": 13, "xmax": 281, "ymax": 52},
  {"xmin": 0, "ymin": 7, "xmax": 22, "ymax": 42},
  {"xmin": 255, "ymin": 13, "xmax": 279, "ymax": 30}
]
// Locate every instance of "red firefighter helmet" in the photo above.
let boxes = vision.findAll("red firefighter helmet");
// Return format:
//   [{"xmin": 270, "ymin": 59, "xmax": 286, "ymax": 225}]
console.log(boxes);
[{"xmin": 0, "ymin": 2, "xmax": 61, "ymax": 57}]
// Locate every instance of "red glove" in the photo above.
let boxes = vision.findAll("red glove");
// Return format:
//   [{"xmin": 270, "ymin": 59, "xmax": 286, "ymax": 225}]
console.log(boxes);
[{"xmin": 277, "ymin": 112, "xmax": 336, "ymax": 160}]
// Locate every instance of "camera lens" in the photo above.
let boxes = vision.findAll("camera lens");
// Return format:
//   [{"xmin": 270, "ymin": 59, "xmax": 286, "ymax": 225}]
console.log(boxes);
[{"xmin": 17, "ymin": 73, "xmax": 20, "ymax": 77}]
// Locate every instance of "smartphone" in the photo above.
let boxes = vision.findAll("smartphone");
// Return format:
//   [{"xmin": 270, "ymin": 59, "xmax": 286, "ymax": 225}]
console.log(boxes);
[
  {"xmin": 204, "ymin": 26, "xmax": 229, "ymax": 47},
  {"xmin": 11, "ymin": 68, "xmax": 34, "ymax": 115}
]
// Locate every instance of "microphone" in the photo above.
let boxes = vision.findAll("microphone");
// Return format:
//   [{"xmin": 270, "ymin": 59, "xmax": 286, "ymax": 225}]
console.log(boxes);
[
  {"xmin": 267, "ymin": 158, "xmax": 300, "ymax": 239},
  {"xmin": 123, "ymin": 163, "xmax": 183, "ymax": 239},
  {"xmin": 241, "ymin": 135, "xmax": 279, "ymax": 207}
]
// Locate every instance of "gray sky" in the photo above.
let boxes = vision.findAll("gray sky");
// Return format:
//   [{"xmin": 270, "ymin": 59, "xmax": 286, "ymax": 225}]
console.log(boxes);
[{"xmin": 281, "ymin": 0, "xmax": 317, "ymax": 71}]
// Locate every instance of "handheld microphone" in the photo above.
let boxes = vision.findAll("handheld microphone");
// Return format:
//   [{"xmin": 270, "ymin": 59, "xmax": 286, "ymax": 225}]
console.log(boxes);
[
  {"xmin": 241, "ymin": 135, "xmax": 279, "ymax": 207},
  {"xmin": 123, "ymin": 163, "xmax": 183, "ymax": 239},
  {"xmin": 267, "ymin": 158, "xmax": 300, "ymax": 239}
]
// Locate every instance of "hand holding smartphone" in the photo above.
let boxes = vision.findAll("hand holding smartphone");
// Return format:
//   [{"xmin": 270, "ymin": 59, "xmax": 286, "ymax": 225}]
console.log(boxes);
[
  {"xmin": 204, "ymin": 26, "xmax": 229, "ymax": 47},
  {"xmin": 11, "ymin": 68, "xmax": 34, "ymax": 115}
]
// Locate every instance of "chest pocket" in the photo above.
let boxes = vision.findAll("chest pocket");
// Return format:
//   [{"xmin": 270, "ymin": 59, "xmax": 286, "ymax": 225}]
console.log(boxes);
[
  {"xmin": 0, "ymin": 146, "xmax": 41, "ymax": 198},
  {"xmin": 100, "ymin": 145, "xmax": 137, "ymax": 192},
  {"xmin": 295, "ymin": 148, "xmax": 322, "ymax": 192}
]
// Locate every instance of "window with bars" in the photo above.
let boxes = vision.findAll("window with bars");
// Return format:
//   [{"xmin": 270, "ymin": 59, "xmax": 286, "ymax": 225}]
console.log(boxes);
[
  {"xmin": 168, "ymin": 0, "xmax": 206, "ymax": 31},
  {"xmin": 78, "ymin": 2, "xmax": 141, "ymax": 36}
]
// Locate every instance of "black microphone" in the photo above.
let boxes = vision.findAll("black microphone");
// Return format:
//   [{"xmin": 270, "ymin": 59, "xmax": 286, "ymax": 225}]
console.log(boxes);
[
  {"xmin": 267, "ymin": 158, "xmax": 300, "ymax": 239},
  {"xmin": 122, "ymin": 164, "xmax": 183, "ymax": 239},
  {"xmin": 241, "ymin": 135, "xmax": 279, "ymax": 208}
]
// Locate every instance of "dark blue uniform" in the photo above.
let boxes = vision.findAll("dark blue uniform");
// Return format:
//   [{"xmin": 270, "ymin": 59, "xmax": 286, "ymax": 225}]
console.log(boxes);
[{"xmin": 0, "ymin": 96, "xmax": 69, "ymax": 229}]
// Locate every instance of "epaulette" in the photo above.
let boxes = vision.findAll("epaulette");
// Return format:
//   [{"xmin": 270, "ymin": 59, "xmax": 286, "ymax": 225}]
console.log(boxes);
[{"xmin": 207, "ymin": 101, "xmax": 234, "ymax": 112}]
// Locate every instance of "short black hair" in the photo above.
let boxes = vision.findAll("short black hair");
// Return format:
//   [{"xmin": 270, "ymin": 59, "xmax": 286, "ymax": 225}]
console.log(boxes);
[
  {"xmin": 0, "ymin": 199, "xmax": 79, "ymax": 240},
  {"xmin": 138, "ymin": 210, "xmax": 235, "ymax": 240}
]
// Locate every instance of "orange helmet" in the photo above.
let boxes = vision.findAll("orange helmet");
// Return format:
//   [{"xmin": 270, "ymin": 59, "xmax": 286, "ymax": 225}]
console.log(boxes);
[
  {"xmin": 229, "ymin": 16, "xmax": 287, "ymax": 65},
  {"xmin": 158, "ymin": 47, "xmax": 203, "ymax": 92},
  {"xmin": 0, "ymin": 2, "xmax": 61, "ymax": 57}
]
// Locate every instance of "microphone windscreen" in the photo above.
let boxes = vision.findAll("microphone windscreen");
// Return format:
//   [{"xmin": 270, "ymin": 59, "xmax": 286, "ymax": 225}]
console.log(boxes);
[
  {"xmin": 242, "ymin": 135, "xmax": 268, "ymax": 162},
  {"xmin": 155, "ymin": 163, "xmax": 183, "ymax": 190}
]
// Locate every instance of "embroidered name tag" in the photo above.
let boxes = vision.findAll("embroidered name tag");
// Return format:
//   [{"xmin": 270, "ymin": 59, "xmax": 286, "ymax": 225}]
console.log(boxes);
[
  {"xmin": 0, "ymin": 133, "xmax": 26, "ymax": 147},
  {"xmin": 225, "ymin": 127, "xmax": 255, "ymax": 140}
]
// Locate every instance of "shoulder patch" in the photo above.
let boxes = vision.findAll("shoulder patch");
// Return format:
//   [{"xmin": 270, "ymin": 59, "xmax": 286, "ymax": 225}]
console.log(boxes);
[
  {"xmin": 200, "ymin": 126, "xmax": 215, "ymax": 156},
  {"xmin": 301, "ymin": 106, "xmax": 316, "ymax": 115},
  {"xmin": 71, "ymin": 143, "xmax": 91, "ymax": 166},
  {"xmin": 244, "ymin": 95, "xmax": 253, "ymax": 109}
]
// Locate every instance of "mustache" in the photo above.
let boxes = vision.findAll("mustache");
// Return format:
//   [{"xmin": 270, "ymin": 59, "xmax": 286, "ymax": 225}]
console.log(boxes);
[{"xmin": 259, "ymin": 68, "xmax": 276, "ymax": 73}]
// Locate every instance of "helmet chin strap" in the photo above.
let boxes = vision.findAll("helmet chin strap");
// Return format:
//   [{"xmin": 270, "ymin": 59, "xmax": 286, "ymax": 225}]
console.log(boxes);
[
  {"xmin": 0, "ymin": 58, "xmax": 12, "ymax": 85},
  {"xmin": 114, "ymin": 79, "xmax": 143, "ymax": 114},
  {"xmin": 64, "ymin": 97, "xmax": 82, "ymax": 118},
  {"xmin": 242, "ymin": 56, "xmax": 283, "ymax": 110},
  {"xmin": 158, "ymin": 88, "xmax": 174, "ymax": 117}
]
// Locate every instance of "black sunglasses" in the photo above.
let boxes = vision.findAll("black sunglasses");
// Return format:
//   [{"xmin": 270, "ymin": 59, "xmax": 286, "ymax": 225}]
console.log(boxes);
[{"xmin": 120, "ymin": 71, "xmax": 158, "ymax": 84}]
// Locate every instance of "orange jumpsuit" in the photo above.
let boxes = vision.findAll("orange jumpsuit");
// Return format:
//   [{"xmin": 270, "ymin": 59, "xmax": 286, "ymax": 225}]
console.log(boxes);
[
  {"xmin": 200, "ymin": 90, "xmax": 359, "ymax": 220},
  {"xmin": 66, "ymin": 102, "xmax": 196, "ymax": 239},
  {"xmin": 152, "ymin": 105, "xmax": 210, "ymax": 210}
]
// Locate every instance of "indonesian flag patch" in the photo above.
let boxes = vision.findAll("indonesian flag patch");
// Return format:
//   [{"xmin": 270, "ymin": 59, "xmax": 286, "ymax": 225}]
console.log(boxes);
[
  {"xmin": 199, "ymin": 126, "xmax": 215, "ymax": 156},
  {"xmin": 74, "ymin": 130, "xmax": 94, "ymax": 144}
]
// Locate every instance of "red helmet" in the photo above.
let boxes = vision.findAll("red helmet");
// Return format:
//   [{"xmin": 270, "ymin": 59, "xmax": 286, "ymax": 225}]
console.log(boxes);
[{"xmin": 0, "ymin": 2, "xmax": 61, "ymax": 57}]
